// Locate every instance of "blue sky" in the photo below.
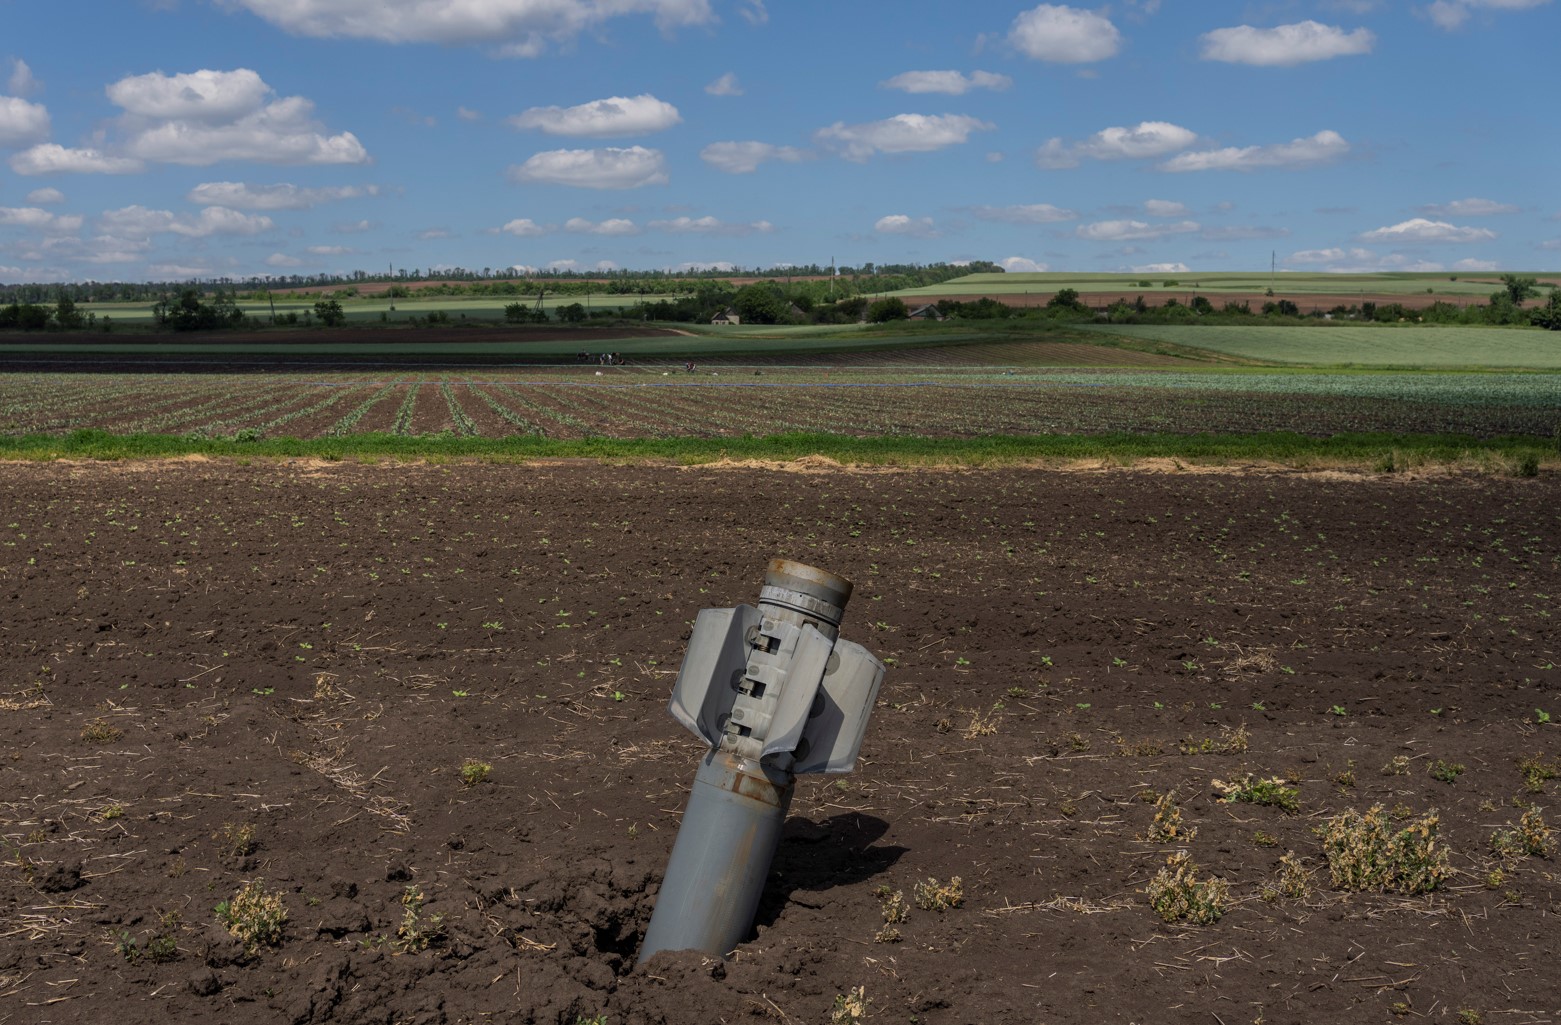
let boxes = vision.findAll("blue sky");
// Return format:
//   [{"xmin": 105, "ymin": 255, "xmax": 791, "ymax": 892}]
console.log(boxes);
[{"xmin": 0, "ymin": 0, "xmax": 1556, "ymax": 283}]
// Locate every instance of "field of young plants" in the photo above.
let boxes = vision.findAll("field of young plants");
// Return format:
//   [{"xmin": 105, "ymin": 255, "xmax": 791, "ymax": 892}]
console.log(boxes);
[
  {"xmin": 0, "ymin": 459, "xmax": 1556, "ymax": 1025},
  {"xmin": 1080, "ymin": 324, "xmax": 1561, "ymax": 369},
  {"xmin": 2, "ymin": 361, "xmax": 1558, "ymax": 443}
]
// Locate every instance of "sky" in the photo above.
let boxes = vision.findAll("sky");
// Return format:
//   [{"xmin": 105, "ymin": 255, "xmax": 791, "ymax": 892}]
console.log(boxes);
[{"xmin": 0, "ymin": 0, "xmax": 1556, "ymax": 284}]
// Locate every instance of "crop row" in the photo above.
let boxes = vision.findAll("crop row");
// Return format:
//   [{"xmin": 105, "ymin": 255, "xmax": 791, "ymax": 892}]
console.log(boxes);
[{"xmin": 1, "ymin": 372, "xmax": 1556, "ymax": 440}]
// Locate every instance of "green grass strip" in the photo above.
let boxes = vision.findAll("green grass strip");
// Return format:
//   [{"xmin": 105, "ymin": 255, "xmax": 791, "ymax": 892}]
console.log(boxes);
[{"xmin": 0, "ymin": 428, "xmax": 1553, "ymax": 470}]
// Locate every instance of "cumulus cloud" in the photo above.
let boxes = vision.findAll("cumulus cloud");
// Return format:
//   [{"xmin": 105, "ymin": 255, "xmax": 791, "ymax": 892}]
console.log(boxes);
[
  {"xmin": 500, "ymin": 218, "xmax": 547, "ymax": 236},
  {"xmin": 1288, "ymin": 247, "xmax": 1366, "ymax": 264},
  {"xmin": 1416, "ymin": 197, "xmax": 1519, "ymax": 216},
  {"xmin": 1036, "ymin": 121, "xmax": 1197, "ymax": 169},
  {"xmin": 306, "ymin": 244, "xmax": 353, "ymax": 255},
  {"xmin": 1143, "ymin": 199, "xmax": 1189, "ymax": 216},
  {"xmin": 1200, "ymin": 225, "xmax": 1291, "ymax": 240},
  {"xmin": 8, "ymin": 58, "xmax": 38, "ymax": 97},
  {"xmin": 563, "ymin": 216, "xmax": 640, "ymax": 235},
  {"xmin": 0, "ymin": 206, "xmax": 83, "ymax": 232},
  {"xmin": 1357, "ymin": 218, "xmax": 1497, "ymax": 243},
  {"xmin": 220, "ymin": 0, "xmax": 716, "ymax": 53},
  {"xmin": 25, "ymin": 187, "xmax": 65, "ymax": 205},
  {"xmin": 186, "ymin": 181, "xmax": 378, "ymax": 210},
  {"xmin": 508, "ymin": 94, "xmax": 680, "ymax": 137},
  {"xmin": 649, "ymin": 215, "xmax": 773, "ymax": 235},
  {"xmin": 0, "ymin": 95, "xmax": 50, "ymax": 147},
  {"xmin": 815, "ymin": 113, "xmax": 993, "ymax": 162},
  {"xmin": 969, "ymin": 203, "xmax": 1078, "ymax": 224},
  {"xmin": 699, "ymin": 141, "xmax": 809, "ymax": 174},
  {"xmin": 1132, "ymin": 262, "xmax": 1191, "ymax": 273},
  {"xmin": 333, "ymin": 218, "xmax": 377, "ymax": 233},
  {"xmin": 705, "ymin": 72, "xmax": 742, "ymax": 96},
  {"xmin": 671, "ymin": 260, "xmax": 737, "ymax": 272},
  {"xmin": 1160, "ymin": 130, "xmax": 1349, "ymax": 172},
  {"xmin": 1000, "ymin": 256, "xmax": 1049, "ymax": 272},
  {"xmin": 10, "ymin": 144, "xmax": 144, "ymax": 175},
  {"xmin": 1077, "ymin": 219, "xmax": 1200, "ymax": 241},
  {"xmin": 1452, "ymin": 257, "xmax": 1499, "ymax": 271},
  {"xmin": 1198, "ymin": 21, "xmax": 1375, "ymax": 65},
  {"xmin": 1008, "ymin": 4, "xmax": 1122, "ymax": 62},
  {"xmin": 100, "ymin": 69, "xmax": 368, "ymax": 167},
  {"xmin": 99, "ymin": 204, "xmax": 274, "ymax": 239},
  {"xmin": 880, "ymin": 70, "xmax": 1012, "ymax": 95},
  {"xmin": 874, "ymin": 214, "xmax": 937, "ymax": 237},
  {"xmin": 1428, "ymin": 0, "xmax": 1552, "ymax": 31},
  {"xmin": 507, "ymin": 146, "xmax": 668, "ymax": 188},
  {"xmin": 457, "ymin": 106, "xmax": 482, "ymax": 122},
  {"xmin": 1287, "ymin": 247, "xmax": 1447, "ymax": 272},
  {"xmin": 265, "ymin": 252, "xmax": 303, "ymax": 267}
]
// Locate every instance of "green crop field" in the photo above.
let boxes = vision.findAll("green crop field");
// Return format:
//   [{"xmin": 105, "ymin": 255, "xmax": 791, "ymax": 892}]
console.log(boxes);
[
  {"xmin": 1076, "ymin": 324, "xmax": 1561, "ymax": 369},
  {"xmin": 76, "ymin": 294, "xmax": 675, "ymax": 325},
  {"xmin": 884, "ymin": 271, "xmax": 1557, "ymax": 300}
]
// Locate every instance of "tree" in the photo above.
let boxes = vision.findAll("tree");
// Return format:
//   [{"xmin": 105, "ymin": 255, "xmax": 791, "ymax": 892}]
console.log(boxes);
[
  {"xmin": 313, "ymin": 299, "xmax": 346, "ymax": 326},
  {"xmin": 1047, "ymin": 287, "xmax": 1084, "ymax": 311},
  {"xmin": 504, "ymin": 302, "xmax": 528, "ymax": 323},
  {"xmin": 557, "ymin": 302, "xmax": 587, "ymax": 323},
  {"xmin": 733, "ymin": 283, "xmax": 787, "ymax": 324},
  {"xmin": 866, "ymin": 297, "xmax": 908, "ymax": 323},
  {"xmin": 54, "ymin": 296, "xmax": 86, "ymax": 330},
  {"xmin": 1500, "ymin": 274, "xmax": 1539, "ymax": 306}
]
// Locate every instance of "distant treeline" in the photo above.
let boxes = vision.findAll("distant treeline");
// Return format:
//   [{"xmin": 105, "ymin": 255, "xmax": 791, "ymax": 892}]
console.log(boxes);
[{"xmin": 0, "ymin": 261, "xmax": 999, "ymax": 305}]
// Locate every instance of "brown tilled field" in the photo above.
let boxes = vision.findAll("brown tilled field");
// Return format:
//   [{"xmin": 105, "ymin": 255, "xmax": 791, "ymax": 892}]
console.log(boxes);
[{"xmin": 1, "ymin": 460, "xmax": 1558, "ymax": 1025}]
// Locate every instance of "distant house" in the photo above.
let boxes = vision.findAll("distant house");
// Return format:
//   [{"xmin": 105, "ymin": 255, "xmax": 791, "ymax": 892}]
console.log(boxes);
[
  {"xmin": 907, "ymin": 304, "xmax": 945, "ymax": 321},
  {"xmin": 711, "ymin": 307, "xmax": 741, "ymax": 325}
]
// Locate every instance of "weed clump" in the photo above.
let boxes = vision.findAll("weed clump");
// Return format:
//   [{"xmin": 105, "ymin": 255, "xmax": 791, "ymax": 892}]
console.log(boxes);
[
  {"xmin": 1517, "ymin": 754, "xmax": 1558, "ymax": 793},
  {"xmin": 872, "ymin": 886, "xmax": 908, "ymax": 943},
  {"xmin": 1265, "ymin": 852, "xmax": 1312, "ymax": 901},
  {"xmin": 1145, "ymin": 852, "xmax": 1229, "ymax": 924},
  {"xmin": 1213, "ymin": 774, "xmax": 1299, "ymax": 813},
  {"xmin": 215, "ymin": 879, "xmax": 287, "ymax": 952},
  {"xmin": 1490, "ymin": 808, "xmax": 1555, "ymax": 861},
  {"xmin": 1180, "ymin": 724, "xmax": 1249, "ymax": 756},
  {"xmin": 912, "ymin": 876, "xmax": 963, "ymax": 911},
  {"xmin": 1319, "ymin": 806, "xmax": 1453, "ymax": 894},
  {"xmin": 1428, "ymin": 759, "xmax": 1466, "ymax": 784},
  {"xmin": 395, "ymin": 884, "xmax": 446, "ymax": 952},
  {"xmin": 213, "ymin": 822, "xmax": 256, "ymax": 860},
  {"xmin": 459, "ymin": 759, "xmax": 492, "ymax": 786},
  {"xmin": 829, "ymin": 986, "xmax": 870, "ymax": 1025},
  {"xmin": 80, "ymin": 719, "xmax": 123, "ymax": 744},
  {"xmin": 1144, "ymin": 791, "xmax": 1196, "ymax": 844}
]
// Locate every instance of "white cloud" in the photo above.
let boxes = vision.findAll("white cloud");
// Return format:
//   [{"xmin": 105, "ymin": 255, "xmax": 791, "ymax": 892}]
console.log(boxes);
[
  {"xmin": 510, "ymin": 263, "xmax": 539, "ymax": 274},
  {"xmin": 739, "ymin": 0, "xmax": 767, "ymax": 25},
  {"xmin": 699, "ymin": 141, "xmax": 809, "ymax": 174},
  {"xmin": 1199, "ymin": 21, "xmax": 1375, "ymax": 65},
  {"xmin": 815, "ymin": 113, "xmax": 994, "ymax": 162},
  {"xmin": 107, "ymin": 68, "xmax": 271, "ymax": 121},
  {"xmin": 0, "ymin": 95, "xmax": 50, "ymax": 147},
  {"xmin": 1009, "ymin": 4, "xmax": 1122, "ymax": 62},
  {"xmin": 25, "ymin": 187, "xmax": 65, "ymax": 205},
  {"xmin": 306, "ymin": 244, "xmax": 353, "ymax": 255},
  {"xmin": 149, "ymin": 263, "xmax": 211, "ymax": 278},
  {"xmin": 1077, "ymin": 218, "xmax": 1200, "ymax": 241},
  {"xmin": 1452, "ymin": 258, "xmax": 1499, "ymax": 271},
  {"xmin": 501, "ymin": 217, "xmax": 548, "ymax": 236},
  {"xmin": 0, "ymin": 206, "xmax": 82, "ymax": 232},
  {"xmin": 221, "ymin": 0, "xmax": 716, "ymax": 52},
  {"xmin": 969, "ymin": 203, "xmax": 1078, "ymax": 224},
  {"xmin": 125, "ymin": 99, "xmax": 368, "ymax": 166},
  {"xmin": 874, "ymin": 214, "xmax": 937, "ymax": 237},
  {"xmin": 417, "ymin": 228, "xmax": 453, "ymax": 240},
  {"xmin": 1428, "ymin": 0, "xmax": 1552, "ymax": 31},
  {"xmin": 880, "ymin": 70, "xmax": 1012, "ymax": 95},
  {"xmin": 99, "ymin": 204, "xmax": 274, "ymax": 239},
  {"xmin": 7, "ymin": 58, "xmax": 38, "ymax": 97},
  {"xmin": 564, "ymin": 216, "xmax": 640, "ymax": 235},
  {"xmin": 333, "ymin": 218, "xmax": 377, "ymax": 233},
  {"xmin": 265, "ymin": 252, "xmax": 303, "ymax": 267},
  {"xmin": 10, "ymin": 144, "xmax": 144, "ymax": 175},
  {"xmin": 457, "ymin": 106, "xmax": 482, "ymax": 121},
  {"xmin": 1288, "ymin": 247, "xmax": 1363, "ymax": 264},
  {"xmin": 1144, "ymin": 199, "xmax": 1189, "ymax": 216},
  {"xmin": 1416, "ymin": 197, "xmax": 1519, "ymax": 217},
  {"xmin": 508, "ymin": 146, "xmax": 668, "ymax": 188},
  {"xmin": 546, "ymin": 258, "xmax": 580, "ymax": 271},
  {"xmin": 1357, "ymin": 218, "xmax": 1497, "ymax": 243},
  {"xmin": 649, "ymin": 215, "xmax": 773, "ymax": 235},
  {"xmin": 1000, "ymin": 256, "xmax": 1049, "ymax": 272},
  {"xmin": 1037, "ymin": 121, "xmax": 1197, "ymax": 169},
  {"xmin": 1132, "ymin": 262, "xmax": 1190, "ymax": 273},
  {"xmin": 671, "ymin": 260, "xmax": 736, "ymax": 272},
  {"xmin": 186, "ymin": 181, "xmax": 378, "ymax": 210},
  {"xmin": 1160, "ymin": 130, "xmax": 1349, "ymax": 172},
  {"xmin": 1200, "ymin": 225, "xmax": 1290, "ymax": 240},
  {"xmin": 508, "ymin": 94, "xmax": 680, "ymax": 137},
  {"xmin": 705, "ymin": 72, "xmax": 742, "ymax": 96}
]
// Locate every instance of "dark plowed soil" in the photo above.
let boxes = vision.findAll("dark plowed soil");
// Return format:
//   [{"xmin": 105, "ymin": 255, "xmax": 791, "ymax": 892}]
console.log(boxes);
[{"xmin": 1, "ymin": 460, "xmax": 1558, "ymax": 1025}]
